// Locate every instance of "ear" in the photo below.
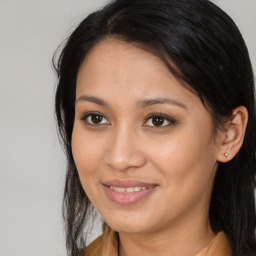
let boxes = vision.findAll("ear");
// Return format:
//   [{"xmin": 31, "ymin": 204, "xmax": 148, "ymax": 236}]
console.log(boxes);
[{"xmin": 216, "ymin": 106, "xmax": 248, "ymax": 163}]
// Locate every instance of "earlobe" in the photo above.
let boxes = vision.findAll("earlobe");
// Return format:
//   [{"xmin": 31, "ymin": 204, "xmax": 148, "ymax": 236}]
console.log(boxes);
[{"xmin": 217, "ymin": 106, "xmax": 248, "ymax": 163}]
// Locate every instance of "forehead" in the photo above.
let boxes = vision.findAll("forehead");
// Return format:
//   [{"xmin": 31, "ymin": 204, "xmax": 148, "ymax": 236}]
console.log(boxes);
[
  {"xmin": 76, "ymin": 38, "xmax": 201, "ymax": 109},
  {"xmin": 77, "ymin": 38, "xmax": 171, "ymax": 87}
]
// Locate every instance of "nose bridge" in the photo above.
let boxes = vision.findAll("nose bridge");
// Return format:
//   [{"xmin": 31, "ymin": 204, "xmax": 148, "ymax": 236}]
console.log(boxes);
[{"xmin": 105, "ymin": 123, "xmax": 146, "ymax": 171}]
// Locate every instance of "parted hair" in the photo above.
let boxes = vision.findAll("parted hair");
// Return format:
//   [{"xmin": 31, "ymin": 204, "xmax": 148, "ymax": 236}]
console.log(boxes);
[{"xmin": 53, "ymin": 0, "xmax": 256, "ymax": 255}]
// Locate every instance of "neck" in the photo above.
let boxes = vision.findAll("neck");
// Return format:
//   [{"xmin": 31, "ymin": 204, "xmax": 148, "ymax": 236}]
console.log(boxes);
[{"xmin": 118, "ymin": 212, "xmax": 215, "ymax": 256}]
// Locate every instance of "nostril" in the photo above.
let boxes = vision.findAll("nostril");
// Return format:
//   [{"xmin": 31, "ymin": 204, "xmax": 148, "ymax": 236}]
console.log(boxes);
[
  {"xmin": 104, "ymin": 147, "xmax": 147, "ymax": 171},
  {"xmin": 103, "ymin": 130, "xmax": 147, "ymax": 171}
]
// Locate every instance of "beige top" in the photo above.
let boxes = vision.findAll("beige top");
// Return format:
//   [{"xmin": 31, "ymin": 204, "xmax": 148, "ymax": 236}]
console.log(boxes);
[{"xmin": 85, "ymin": 226, "xmax": 231, "ymax": 256}]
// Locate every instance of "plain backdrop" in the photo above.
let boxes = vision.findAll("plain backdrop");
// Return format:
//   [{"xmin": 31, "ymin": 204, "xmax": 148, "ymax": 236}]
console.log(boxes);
[{"xmin": 0, "ymin": 1, "xmax": 255, "ymax": 256}]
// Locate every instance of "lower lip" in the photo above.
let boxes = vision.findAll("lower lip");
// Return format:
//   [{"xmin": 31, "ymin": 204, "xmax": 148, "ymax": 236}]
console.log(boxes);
[{"xmin": 104, "ymin": 185, "xmax": 156, "ymax": 205}]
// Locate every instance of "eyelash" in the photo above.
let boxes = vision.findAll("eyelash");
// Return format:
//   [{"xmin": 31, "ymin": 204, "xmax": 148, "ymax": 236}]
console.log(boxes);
[
  {"xmin": 80, "ymin": 112, "xmax": 176, "ymax": 128},
  {"xmin": 143, "ymin": 113, "xmax": 176, "ymax": 128},
  {"xmin": 80, "ymin": 112, "xmax": 110, "ymax": 126}
]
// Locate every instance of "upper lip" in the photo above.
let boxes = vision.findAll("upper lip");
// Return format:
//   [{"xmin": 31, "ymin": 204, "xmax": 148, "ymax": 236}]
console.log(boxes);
[{"xmin": 103, "ymin": 179, "xmax": 157, "ymax": 188}]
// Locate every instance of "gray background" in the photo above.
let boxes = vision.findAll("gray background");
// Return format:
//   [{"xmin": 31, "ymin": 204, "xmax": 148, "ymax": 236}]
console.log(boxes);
[{"xmin": 0, "ymin": 1, "xmax": 255, "ymax": 256}]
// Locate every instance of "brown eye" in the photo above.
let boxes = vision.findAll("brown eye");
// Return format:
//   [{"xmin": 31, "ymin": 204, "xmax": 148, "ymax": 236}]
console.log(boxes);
[
  {"xmin": 91, "ymin": 114, "xmax": 103, "ymax": 124},
  {"xmin": 143, "ymin": 114, "xmax": 176, "ymax": 128},
  {"xmin": 81, "ymin": 113, "xmax": 110, "ymax": 125},
  {"xmin": 152, "ymin": 117, "xmax": 164, "ymax": 126}
]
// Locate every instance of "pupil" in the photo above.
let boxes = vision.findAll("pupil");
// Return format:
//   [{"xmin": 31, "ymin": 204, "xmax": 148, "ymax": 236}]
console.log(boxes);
[
  {"xmin": 91, "ymin": 115, "xmax": 102, "ymax": 124},
  {"xmin": 152, "ymin": 117, "xmax": 164, "ymax": 126}
]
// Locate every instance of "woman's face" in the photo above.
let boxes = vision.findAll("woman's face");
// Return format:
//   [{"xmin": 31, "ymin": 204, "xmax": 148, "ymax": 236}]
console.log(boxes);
[{"xmin": 72, "ymin": 38, "xmax": 221, "ymax": 234}]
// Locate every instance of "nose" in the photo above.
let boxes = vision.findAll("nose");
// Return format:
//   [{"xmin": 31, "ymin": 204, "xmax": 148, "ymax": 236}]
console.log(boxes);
[{"xmin": 104, "ymin": 126, "xmax": 147, "ymax": 171}]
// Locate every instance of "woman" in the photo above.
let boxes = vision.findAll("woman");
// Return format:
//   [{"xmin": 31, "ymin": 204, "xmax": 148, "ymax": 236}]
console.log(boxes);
[{"xmin": 53, "ymin": 0, "xmax": 256, "ymax": 255}]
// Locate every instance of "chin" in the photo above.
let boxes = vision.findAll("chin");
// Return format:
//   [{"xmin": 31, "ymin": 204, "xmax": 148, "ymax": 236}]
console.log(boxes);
[
  {"xmin": 110, "ymin": 223, "xmax": 148, "ymax": 234},
  {"xmin": 104, "ymin": 213, "xmax": 156, "ymax": 234}
]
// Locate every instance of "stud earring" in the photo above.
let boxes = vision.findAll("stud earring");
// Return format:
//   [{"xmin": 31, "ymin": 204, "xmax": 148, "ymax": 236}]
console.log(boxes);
[{"xmin": 224, "ymin": 153, "xmax": 228, "ymax": 157}]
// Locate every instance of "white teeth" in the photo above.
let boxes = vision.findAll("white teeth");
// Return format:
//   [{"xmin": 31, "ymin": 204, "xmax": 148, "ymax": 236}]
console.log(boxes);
[
  {"xmin": 110, "ymin": 186, "xmax": 126, "ymax": 192},
  {"xmin": 109, "ymin": 186, "xmax": 149, "ymax": 193},
  {"xmin": 125, "ymin": 187, "xmax": 134, "ymax": 193}
]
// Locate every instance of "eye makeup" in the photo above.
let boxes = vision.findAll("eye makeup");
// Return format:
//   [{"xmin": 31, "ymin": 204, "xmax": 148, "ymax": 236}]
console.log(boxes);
[{"xmin": 79, "ymin": 110, "xmax": 177, "ymax": 130}]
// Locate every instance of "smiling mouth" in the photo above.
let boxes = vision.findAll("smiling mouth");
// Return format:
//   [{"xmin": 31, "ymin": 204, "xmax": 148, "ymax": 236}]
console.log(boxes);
[
  {"xmin": 109, "ymin": 186, "xmax": 153, "ymax": 193},
  {"xmin": 103, "ymin": 181, "xmax": 157, "ymax": 205}
]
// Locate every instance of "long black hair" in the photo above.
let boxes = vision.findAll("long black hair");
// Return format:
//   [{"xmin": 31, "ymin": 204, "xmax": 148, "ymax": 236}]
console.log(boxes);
[{"xmin": 53, "ymin": 0, "xmax": 256, "ymax": 255}]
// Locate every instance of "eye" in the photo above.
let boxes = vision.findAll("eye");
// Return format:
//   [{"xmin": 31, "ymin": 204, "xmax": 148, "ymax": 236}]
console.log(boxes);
[
  {"xmin": 143, "ymin": 114, "xmax": 176, "ymax": 128},
  {"xmin": 81, "ymin": 112, "xmax": 110, "ymax": 125}
]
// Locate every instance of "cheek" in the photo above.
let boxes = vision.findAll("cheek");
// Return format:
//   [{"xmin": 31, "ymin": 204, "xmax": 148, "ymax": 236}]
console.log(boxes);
[
  {"xmin": 71, "ymin": 124, "xmax": 103, "ymax": 190},
  {"xmin": 146, "ymin": 131, "xmax": 217, "ymax": 222},
  {"xmin": 149, "ymin": 124, "xmax": 217, "ymax": 189}
]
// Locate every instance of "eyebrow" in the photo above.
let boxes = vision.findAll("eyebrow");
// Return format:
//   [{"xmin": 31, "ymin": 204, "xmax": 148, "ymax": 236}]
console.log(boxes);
[
  {"xmin": 76, "ymin": 95, "xmax": 187, "ymax": 109},
  {"xmin": 76, "ymin": 95, "xmax": 108, "ymax": 106},
  {"xmin": 137, "ymin": 98, "xmax": 187, "ymax": 109}
]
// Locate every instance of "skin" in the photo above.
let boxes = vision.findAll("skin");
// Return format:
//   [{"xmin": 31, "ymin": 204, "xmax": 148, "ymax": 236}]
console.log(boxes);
[{"xmin": 72, "ymin": 38, "xmax": 248, "ymax": 256}]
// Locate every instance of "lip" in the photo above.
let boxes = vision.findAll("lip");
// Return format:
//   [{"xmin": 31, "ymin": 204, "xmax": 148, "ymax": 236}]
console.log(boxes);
[
  {"xmin": 103, "ymin": 179, "xmax": 157, "ymax": 188},
  {"xmin": 103, "ymin": 179, "xmax": 158, "ymax": 206}
]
